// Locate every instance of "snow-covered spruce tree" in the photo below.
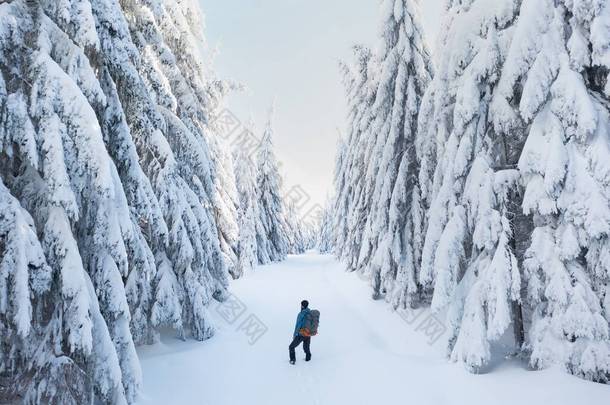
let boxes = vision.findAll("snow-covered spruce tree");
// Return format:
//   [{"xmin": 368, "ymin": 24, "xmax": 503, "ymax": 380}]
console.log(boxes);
[
  {"xmin": 333, "ymin": 46, "xmax": 378, "ymax": 272},
  {"xmin": 85, "ymin": 0, "xmax": 172, "ymax": 350},
  {"xmin": 255, "ymin": 106, "xmax": 289, "ymax": 264},
  {"xmin": 146, "ymin": 0, "xmax": 241, "ymax": 273},
  {"xmin": 491, "ymin": 0, "xmax": 610, "ymax": 382},
  {"xmin": 233, "ymin": 135, "xmax": 259, "ymax": 275},
  {"xmin": 332, "ymin": 75, "xmax": 353, "ymax": 262},
  {"xmin": 1, "ymin": 0, "xmax": 234, "ymax": 401},
  {"xmin": 284, "ymin": 200, "xmax": 308, "ymax": 255},
  {"xmin": 0, "ymin": 1, "xmax": 140, "ymax": 402},
  {"xmin": 353, "ymin": 0, "xmax": 432, "ymax": 305},
  {"xmin": 302, "ymin": 223, "xmax": 318, "ymax": 251},
  {"xmin": 332, "ymin": 93, "xmax": 357, "ymax": 264},
  {"xmin": 90, "ymin": 0, "xmax": 184, "ymax": 346},
  {"xmin": 317, "ymin": 201, "xmax": 335, "ymax": 254},
  {"xmin": 417, "ymin": 0, "xmax": 529, "ymax": 372},
  {"xmin": 135, "ymin": 0, "xmax": 232, "ymax": 290},
  {"xmin": 109, "ymin": 0, "xmax": 231, "ymax": 340},
  {"xmin": 211, "ymin": 142, "xmax": 240, "ymax": 279}
]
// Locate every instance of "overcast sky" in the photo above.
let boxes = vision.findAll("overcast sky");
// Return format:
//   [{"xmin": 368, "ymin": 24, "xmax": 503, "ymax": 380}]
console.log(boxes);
[{"xmin": 200, "ymin": 0, "xmax": 443, "ymax": 211}]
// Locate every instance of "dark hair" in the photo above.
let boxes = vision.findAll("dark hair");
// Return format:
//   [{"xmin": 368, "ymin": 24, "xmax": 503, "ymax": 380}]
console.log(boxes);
[{"xmin": 301, "ymin": 300, "xmax": 309, "ymax": 309}]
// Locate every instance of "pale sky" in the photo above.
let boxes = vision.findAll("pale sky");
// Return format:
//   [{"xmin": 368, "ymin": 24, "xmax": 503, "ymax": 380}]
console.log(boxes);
[{"xmin": 200, "ymin": 0, "xmax": 443, "ymax": 211}]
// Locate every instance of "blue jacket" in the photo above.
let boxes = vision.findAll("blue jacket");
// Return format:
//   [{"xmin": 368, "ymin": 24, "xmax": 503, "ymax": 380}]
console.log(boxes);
[{"xmin": 294, "ymin": 308, "xmax": 310, "ymax": 337}]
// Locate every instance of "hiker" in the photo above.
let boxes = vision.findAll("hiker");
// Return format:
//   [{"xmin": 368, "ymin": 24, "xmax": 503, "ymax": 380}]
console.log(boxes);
[{"xmin": 289, "ymin": 300, "xmax": 311, "ymax": 364}]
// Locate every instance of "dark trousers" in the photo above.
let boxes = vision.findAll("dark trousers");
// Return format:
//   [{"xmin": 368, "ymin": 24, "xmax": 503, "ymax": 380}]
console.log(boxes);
[{"xmin": 289, "ymin": 335, "xmax": 311, "ymax": 362}]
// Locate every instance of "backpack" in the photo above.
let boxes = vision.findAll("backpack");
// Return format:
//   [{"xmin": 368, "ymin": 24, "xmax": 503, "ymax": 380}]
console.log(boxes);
[{"xmin": 300, "ymin": 310, "xmax": 320, "ymax": 337}]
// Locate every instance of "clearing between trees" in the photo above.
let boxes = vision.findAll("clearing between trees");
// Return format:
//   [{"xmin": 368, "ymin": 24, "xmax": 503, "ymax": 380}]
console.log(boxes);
[{"xmin": 137, "ymin": 252, "xmax": 610, "ymax": 405}]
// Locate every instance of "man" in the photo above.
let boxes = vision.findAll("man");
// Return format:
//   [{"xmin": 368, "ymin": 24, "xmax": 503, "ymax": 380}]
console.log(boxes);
[{"xmin": 289, "ymin": 300, "xmax": 311, "ymax": 364}]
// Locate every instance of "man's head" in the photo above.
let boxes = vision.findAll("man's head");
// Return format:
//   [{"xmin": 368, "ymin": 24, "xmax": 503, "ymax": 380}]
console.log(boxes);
[{"xmin": 301, "ymin": 300, "xmax": 309, "ymax": 309}]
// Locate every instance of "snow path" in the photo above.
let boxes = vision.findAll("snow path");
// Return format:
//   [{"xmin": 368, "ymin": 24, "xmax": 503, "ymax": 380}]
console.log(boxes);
[{"xmin": 137, "ymin": 252, "xmax": 610, "ymax": 405}]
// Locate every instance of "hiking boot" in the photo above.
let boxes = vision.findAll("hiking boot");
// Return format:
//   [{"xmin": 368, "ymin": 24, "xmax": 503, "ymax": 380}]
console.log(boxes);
[
  {"xmin": 289, "ymin": 360, "xmax": 295, "ymax": 365},
  {"xmin": 305, "ymin": 355, "xmax": 311, "ymax": 362}
]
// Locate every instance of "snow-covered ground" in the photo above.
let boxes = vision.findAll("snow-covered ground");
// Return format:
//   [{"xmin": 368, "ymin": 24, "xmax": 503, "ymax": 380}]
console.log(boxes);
[{"xmin": 137, "ymin": 252, "xmax": 610, "ymax": 405}]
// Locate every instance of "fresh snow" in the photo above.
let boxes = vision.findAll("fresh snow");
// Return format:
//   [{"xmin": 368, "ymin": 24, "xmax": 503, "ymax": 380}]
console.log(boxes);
[{"xmin": 137, "ymin": 252, "xmax": 610, "ymax": 405}]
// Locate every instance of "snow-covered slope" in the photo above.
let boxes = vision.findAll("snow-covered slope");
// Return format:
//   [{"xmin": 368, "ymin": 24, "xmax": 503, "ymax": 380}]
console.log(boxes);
[{"xmin": 137, "ymin": 252, "xmax": 610, "ymax": 405}]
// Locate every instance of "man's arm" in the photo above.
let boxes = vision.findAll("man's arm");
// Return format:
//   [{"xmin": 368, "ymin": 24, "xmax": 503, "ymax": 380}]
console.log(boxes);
[{"xmin": 293, "ymin": 312, "xmax": 304, "ymax": 336}]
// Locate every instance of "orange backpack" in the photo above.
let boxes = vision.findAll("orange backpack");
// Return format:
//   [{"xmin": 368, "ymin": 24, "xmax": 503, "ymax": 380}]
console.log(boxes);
[{"xmin": 299, "ymin": 309, "xmax": 320, "ymax": 337}]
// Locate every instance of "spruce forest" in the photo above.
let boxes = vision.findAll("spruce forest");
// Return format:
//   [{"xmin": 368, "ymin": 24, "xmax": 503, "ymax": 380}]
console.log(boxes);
[{"xmin": 1, "ymin": 0, "xmax": 610, "ymax": 404}]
